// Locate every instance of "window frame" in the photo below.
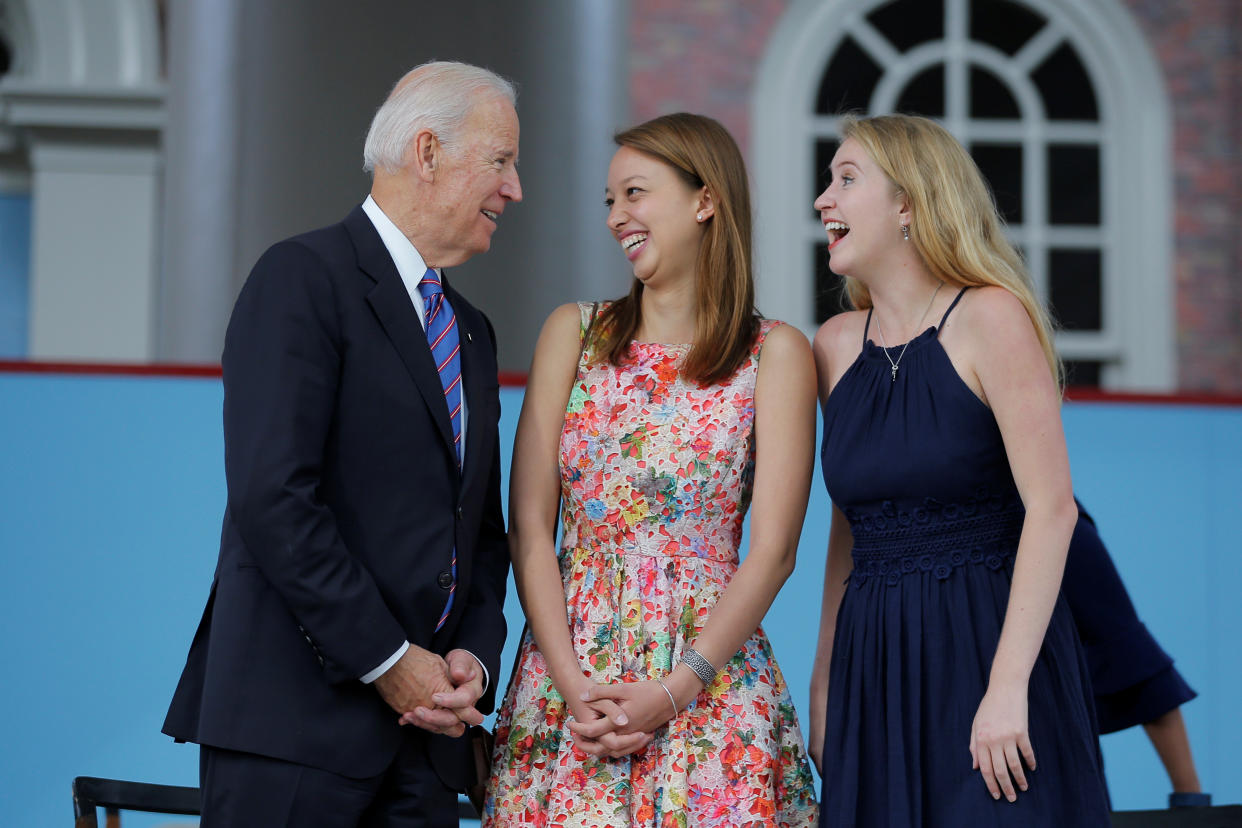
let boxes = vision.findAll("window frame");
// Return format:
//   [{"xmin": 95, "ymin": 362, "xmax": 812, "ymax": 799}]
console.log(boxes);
[{"xmin": 752, "ymin": 0, "xmax": 1173, "ymax": 390}]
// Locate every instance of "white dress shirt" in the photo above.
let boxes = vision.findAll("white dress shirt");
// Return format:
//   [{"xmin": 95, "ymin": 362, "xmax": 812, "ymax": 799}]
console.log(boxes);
[{"xmin": 357, "ymin": 195, "xmax": 487, "ymax": 691}]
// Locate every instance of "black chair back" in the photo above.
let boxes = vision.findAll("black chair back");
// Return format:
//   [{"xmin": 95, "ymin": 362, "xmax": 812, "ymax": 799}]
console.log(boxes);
[{"xmin": 72, "ymin": 777, "xmax": 199, "ymax": 828}]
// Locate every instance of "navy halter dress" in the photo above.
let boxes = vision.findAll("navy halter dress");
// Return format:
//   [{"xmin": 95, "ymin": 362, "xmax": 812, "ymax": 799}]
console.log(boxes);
[{"xmin": 818, "ymin": 288, "xmax": 1111, "ymax": 826}]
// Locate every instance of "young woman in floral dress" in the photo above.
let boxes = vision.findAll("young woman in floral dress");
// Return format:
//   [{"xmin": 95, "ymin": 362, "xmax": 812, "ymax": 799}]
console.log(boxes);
[{"xmin": 483, "ymin": 113, "xmax": 819, "ymax": 827}]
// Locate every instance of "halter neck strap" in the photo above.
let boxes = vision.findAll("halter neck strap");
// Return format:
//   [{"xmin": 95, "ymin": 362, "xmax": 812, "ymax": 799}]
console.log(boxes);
[
  {"xmin": 862, "ymin": 308, "xmax": 873, "ymax": 347},
  {"xmin": 936, "ymin": 286, "xmax": 971, "ymax": 334}
]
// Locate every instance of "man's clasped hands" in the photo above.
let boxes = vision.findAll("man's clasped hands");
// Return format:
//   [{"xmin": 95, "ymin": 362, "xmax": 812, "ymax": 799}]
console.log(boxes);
[{"xmin": 376, "ymin": 646, "xmax": 682, "ymax": 757}]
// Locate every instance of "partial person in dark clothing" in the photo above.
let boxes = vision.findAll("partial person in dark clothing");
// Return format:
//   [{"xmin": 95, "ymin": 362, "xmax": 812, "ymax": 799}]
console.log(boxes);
[{"xmin": 1063, "ymin": 499, "xmax": 1208, "ymax": 807}]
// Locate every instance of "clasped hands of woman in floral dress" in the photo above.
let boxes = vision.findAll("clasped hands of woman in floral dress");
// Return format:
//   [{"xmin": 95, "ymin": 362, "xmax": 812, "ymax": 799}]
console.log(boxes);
[{"xmin": 565, "ymin": 675, "xmax": 679, "ymax": 758}]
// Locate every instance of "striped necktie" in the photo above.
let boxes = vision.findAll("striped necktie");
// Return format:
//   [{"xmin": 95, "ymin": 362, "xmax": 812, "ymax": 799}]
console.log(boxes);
[{"xmin": 417, "ymin": 268, "xmax": 461, "ymax": 630}]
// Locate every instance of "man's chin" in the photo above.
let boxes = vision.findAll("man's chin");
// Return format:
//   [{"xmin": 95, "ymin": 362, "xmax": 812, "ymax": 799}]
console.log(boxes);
[{"xmin": 470, "ymin": 234, "xmax": 493, "ymax": 256}]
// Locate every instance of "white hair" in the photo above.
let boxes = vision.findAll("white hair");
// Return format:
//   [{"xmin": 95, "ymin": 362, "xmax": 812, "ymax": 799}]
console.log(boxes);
[{"xmin": 362, "ymin": 61, "xmax": 517, "ymax": 174}]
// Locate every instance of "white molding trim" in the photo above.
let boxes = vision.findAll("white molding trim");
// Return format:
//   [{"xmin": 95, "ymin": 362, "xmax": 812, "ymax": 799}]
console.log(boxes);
[
  {"xmin": 1, "ymin": 81, "xmax": 165, "ymax": 131},
  {"xmin": 27, "ymin": 136, "xmax": 162, "ymax": 175},
  {"xmin": 752, "ymin": 0, "xmax": 1173, "ymax": 390}
]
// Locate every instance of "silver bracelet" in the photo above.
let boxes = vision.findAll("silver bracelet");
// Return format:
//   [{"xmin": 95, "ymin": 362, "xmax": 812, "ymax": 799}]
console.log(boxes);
[
  {"xmin": 681, "ymin": 646, "xmax": 718, "ymax": 686},
  {"xmin": 656, "ymin": 678, "xmax": 678, "ymax": 720}
]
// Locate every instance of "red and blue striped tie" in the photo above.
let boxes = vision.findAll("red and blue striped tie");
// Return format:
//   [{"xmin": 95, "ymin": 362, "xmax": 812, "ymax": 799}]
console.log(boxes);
[{"xmin": 418, "ymin": 268, "xmax": 461, "ymax": 630}]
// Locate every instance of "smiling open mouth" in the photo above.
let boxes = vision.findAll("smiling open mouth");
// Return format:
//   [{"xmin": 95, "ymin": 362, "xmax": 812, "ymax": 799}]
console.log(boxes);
[
  {"xmin": 622, "ymin": 233, "xmax": 647, "ymax": 254},
  {"xmin": 825, "ymin": 220, "xmax": 850, "ymax": 247},
  {"xmin": 481, "ymin": 209, "xmax": 498, "ymax": 221}
]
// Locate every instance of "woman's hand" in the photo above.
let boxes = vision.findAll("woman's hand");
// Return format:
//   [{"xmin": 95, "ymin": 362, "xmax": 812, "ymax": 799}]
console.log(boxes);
[
  {"xmin": 969, "ymin": 680, "xmax": 1036, "ymax": 803},
  {"xmin": 576, "ymin": 680, "xmax": 680, "ymax": 737},
  {"xmin": 568, "ymin": 680, "xmax": 675, "ymax": 759},
  {"xmin": 562, "ymin": 676, "xmax": 653, "ymax": 758}
]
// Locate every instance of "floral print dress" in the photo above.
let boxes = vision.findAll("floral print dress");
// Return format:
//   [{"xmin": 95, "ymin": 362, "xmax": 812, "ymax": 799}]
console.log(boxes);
[{"xmin": 484, "ymin": 302, "xmax": 818, "ymax": 827}]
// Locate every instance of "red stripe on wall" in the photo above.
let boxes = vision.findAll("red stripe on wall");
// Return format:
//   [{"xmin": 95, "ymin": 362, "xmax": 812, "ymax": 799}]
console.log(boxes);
[
  {"xmin": 497, "ymin": 371, "xmax": 527, "ymax": 387},
  {"xmin": 1063, "ymin": 386, "xmax": 1242, "ymax": 407},
  {"xmin": 0, "ymin": 360, "xmax": 223, "ymax": 378}
]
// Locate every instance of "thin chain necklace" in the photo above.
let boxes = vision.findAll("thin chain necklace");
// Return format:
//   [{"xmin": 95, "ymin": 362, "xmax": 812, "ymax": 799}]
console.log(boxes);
[{"xmin": 874, "ymin": 281, "xmax": 944, "ymax": 382}]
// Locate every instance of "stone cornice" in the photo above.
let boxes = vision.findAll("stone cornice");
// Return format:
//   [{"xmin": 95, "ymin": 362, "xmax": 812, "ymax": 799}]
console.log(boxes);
[{"xmin": 0, "ymin": 80, "xmax": 165, "ymax": 132}]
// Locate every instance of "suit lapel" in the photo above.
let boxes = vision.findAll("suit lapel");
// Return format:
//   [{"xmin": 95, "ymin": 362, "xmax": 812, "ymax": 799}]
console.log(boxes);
[{"xmin": 345, "ymin": 206, "xmax": 459, "ymax": 467}]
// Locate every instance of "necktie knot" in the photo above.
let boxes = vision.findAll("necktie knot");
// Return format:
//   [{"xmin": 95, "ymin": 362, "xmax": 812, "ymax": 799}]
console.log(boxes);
[
  {"xmin": 419, "ymin": 269, "xmax": 447, "ymax": 328},
  {"xmin": 418, "ymin": 268, "xmax": 443, "ymax": 301}
]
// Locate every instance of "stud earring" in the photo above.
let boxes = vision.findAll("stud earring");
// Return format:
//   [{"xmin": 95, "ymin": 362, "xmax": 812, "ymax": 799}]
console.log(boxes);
[
  {"xmin": 901, "ymin": 224, "xmax": 910, "ymax": 241},
  {"xmin": 696, "ymin": 212, "xmax": 705, "ymax": 222}
]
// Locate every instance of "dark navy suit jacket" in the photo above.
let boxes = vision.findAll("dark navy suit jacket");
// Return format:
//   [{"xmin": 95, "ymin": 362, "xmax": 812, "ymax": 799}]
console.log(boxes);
[{"xmin": 163, "ymin": 205, "xmax": 510, "ymax": 789}]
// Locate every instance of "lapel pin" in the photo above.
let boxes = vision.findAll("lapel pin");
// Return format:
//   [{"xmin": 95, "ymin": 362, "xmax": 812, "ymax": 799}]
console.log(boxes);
[{"xmin": 466, "ymin": 332, "xmax": 473, "ymax": 343}]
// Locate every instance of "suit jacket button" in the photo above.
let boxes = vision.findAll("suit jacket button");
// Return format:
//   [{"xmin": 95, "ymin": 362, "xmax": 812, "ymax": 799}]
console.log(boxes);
[
  {"xmin": 437, "ymin": 571, "xmax": 454, "ymax": 589},
  {"xmin": 456, "ymin": 506, "xmax": 464, "ymax": 520}
]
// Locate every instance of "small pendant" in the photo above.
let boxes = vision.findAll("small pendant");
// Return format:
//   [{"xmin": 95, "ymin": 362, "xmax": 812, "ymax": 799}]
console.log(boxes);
[{"xmin": 891, "ymin": 364, "xmax": 898, "ymax": 382}]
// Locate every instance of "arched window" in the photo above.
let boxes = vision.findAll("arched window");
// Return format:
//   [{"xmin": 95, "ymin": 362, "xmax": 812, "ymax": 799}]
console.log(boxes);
[{"xmin": 753, "ymin": 0, "xmax": 1173, "ymax": 390}]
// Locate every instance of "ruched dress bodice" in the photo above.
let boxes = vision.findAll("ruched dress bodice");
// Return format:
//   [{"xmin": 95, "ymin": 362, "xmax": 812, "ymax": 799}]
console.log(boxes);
[{"xmin": 823, "ymin": 324, "xmax": 1027, "ymax": 590}]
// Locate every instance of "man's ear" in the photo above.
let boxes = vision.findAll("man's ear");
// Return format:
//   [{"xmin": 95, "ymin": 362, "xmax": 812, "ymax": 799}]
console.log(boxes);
[{"xmin": 409, "ymin": 128, "xmax": 438, "ymax": 182}]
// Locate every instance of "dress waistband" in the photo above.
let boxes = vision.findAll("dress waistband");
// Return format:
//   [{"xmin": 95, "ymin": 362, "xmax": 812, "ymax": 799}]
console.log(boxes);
[
  {"xmin": 559, "ymin": 539, "xmax": 740, "ymax": 564},
  {"xmin": 845, "ymin": 496, "xmax": 1024, "ymax": 587}
]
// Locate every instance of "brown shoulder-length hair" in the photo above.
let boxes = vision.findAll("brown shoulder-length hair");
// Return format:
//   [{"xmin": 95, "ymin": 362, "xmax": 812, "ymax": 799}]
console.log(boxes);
[{"xmin": 593, "ymin": 113, "xmax": 759, "ymax": 385}]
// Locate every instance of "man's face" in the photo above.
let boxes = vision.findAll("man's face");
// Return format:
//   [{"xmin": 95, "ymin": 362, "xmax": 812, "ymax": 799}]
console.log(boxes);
[{"xmin": 424, "ymin": 96, "xmax": 522, "ymax": 267}]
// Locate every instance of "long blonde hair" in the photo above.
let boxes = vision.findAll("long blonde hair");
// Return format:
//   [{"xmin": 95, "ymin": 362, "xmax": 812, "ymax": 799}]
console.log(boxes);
[
  {"xmin": 840, "ymin": 114, "xmax": 1062, "ymax": 387},
  {"xmin": 595, "ymin": 113, "xmax": 759, "ymax": 385}
]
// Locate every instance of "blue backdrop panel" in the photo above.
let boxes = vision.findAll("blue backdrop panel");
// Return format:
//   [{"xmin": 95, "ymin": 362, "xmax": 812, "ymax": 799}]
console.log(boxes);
[
  {"xmin": 0, "ymin": 374, "xmax": 222, "ymax": 827},
  {"xmin": 1062, "ymin": 402, "xmax": 1242, "ymax": 809},
  {"xmin": 0, "ymin": 374, "xmax": 1237, "ymax": 826}
]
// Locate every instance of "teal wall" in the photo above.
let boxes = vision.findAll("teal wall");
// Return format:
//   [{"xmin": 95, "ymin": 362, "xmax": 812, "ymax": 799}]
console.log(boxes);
[
  {"xmin": 0, "ymin": 194, "xmax": 31, "ymax": 357},
  {"xmin": 0, "ymin": 374, "xmax": 1238, "ymax": 825}
]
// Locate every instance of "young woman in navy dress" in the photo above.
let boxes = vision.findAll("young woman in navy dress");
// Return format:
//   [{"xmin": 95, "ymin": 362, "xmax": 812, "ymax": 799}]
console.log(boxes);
[{"xmin": 808, "ymin": 114, "xmax": 1111, "ymax": 826}]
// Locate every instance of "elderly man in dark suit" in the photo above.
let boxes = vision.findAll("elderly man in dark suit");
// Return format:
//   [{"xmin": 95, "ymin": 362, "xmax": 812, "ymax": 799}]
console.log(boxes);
[{"xmin": 163, "ymin": 60, "xmax": 519, "ymax": 826}]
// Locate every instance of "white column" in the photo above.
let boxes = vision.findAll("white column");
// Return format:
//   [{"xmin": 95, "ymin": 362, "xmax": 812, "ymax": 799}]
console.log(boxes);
[
  {"xmin": 158, "ymin": 0, "xmax": 242, "ymax": 362},
  {"xmin": 568, "ymin": 0, "xmax": 631, "ymax": 302},
  {"xmin": 23, "ymin": 126, "xmax": 161, "ymax": 360}
]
